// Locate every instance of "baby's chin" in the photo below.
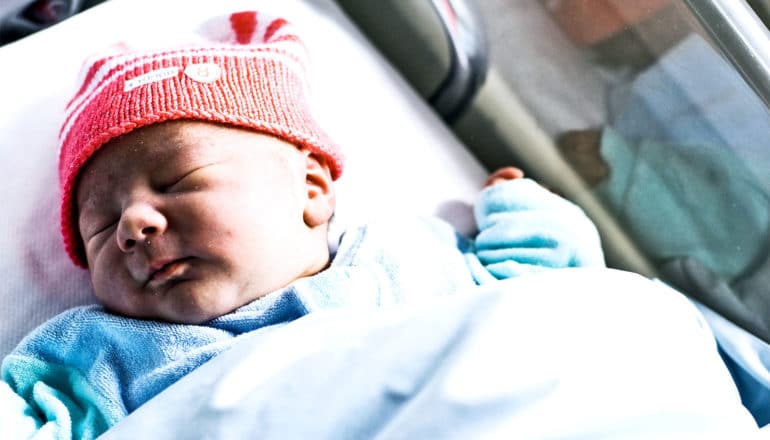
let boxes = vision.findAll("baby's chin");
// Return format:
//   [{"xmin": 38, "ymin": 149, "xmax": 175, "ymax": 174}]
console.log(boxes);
[
  {"xmin": 158, "ymin": 291, "xmax": 262, "ymax": 324},
  {"xmin": 119, "ymin": 282, "xmax": 269, "ymax": 324}
]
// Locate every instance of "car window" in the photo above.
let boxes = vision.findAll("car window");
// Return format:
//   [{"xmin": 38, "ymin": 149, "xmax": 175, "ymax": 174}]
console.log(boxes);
[
  {"xmin": 471, "ymin": 0, "xmax": 770, "ymax": 339},
  {"xmin": 338, "ymin": 0, "xmax": 770, "ymax": 339}
]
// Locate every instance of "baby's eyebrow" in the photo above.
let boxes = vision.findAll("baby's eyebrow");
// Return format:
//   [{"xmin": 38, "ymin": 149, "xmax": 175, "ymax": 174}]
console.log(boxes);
[{"xmin": 157, "ymin": 144, "xmax": 220, "ymax": 169}]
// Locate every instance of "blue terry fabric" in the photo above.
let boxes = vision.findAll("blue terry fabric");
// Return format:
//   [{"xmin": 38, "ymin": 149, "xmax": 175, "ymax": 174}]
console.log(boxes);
[
  {"xmin": 1, "ymin": 181, "xmax": 604, "ymax": 439},
  {"xmin": 473, "ymin": 178, "xmax": 605, "ymax": 279}
]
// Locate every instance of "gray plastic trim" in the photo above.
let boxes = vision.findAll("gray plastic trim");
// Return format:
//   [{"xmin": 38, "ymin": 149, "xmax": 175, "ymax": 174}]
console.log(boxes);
[{"xmin": 428, "ymin": 0, "xmax": 489, "ymax": 122}]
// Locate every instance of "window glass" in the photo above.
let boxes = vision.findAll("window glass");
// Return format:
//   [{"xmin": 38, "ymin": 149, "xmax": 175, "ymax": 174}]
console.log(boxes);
[{"xmin": 476, "ymin": 0, "xmax": 770, "ymax": 337}]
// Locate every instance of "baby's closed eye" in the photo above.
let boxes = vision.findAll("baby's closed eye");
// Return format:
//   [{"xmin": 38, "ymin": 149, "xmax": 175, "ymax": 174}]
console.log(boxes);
[{"xmin": 162, "ymin": 164, "xmax": 220, "ymax": 193}]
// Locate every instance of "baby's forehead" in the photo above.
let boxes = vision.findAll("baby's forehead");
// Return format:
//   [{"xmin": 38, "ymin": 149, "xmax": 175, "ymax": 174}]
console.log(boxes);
[
  {"xmin": 95, "ymin": 120, "xmax": 288, "ymax": 164},
  {"xmin": 82, "ymin": 122, "xmax": 208, "ymax": 174},
  {"xmin": 124, "ymin": 120, "xmax": 219, "ymax": 149},
  {"xmin": 128, "ymin": 120, "xmax": 299, "ymax": 151},
  {"xmin": 77, "ymin": 120, "xmax": 301, "ymax": 191}
]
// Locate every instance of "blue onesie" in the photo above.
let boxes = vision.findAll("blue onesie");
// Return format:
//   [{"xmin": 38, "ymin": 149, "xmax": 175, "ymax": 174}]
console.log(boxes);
[{"xmin": 1, "ymin": 178, "xmax": 604, "ymax": 439}]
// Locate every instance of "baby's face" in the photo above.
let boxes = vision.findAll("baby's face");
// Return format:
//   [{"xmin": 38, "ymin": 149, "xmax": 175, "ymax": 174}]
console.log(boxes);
[{"xmin": 76, "ymin": 121, "xmax": 333, "ymax": 323}]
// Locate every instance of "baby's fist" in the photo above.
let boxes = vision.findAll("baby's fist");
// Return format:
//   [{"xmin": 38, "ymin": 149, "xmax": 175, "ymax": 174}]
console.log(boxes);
[{"xmin": 483, "ymin": 167, "xmax": 524, "ymax": 189}]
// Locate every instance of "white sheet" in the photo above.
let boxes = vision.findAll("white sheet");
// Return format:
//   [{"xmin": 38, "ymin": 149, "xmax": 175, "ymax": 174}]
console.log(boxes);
[
  {"xmin": 0, "ymin": 0, "xmax": 487, "ymax": 357},
  {"xmin": 104, "ymin": 268, "xmax": 761, "ymax": 438}
]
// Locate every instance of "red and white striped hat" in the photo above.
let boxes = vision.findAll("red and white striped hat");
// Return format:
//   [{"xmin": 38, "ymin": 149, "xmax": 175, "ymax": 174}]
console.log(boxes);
[{"xmin": 59, "ymin": 10, "xmax": 343, "ymax": 268}]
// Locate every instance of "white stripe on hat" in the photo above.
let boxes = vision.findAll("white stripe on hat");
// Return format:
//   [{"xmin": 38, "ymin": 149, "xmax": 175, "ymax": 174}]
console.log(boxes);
[{"xmin": 60, "ymin": 47, "xmax": 308, "ymax": 146}]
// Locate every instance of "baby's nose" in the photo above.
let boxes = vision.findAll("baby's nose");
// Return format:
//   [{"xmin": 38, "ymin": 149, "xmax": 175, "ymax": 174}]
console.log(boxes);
[{"xmin": 116, "ymin": 203, "xmax": 167, "ymax": 252}]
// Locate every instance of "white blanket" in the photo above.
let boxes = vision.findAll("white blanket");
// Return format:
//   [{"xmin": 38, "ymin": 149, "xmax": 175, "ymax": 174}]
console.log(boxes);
[{"xmin": 104, "ymin": 269, "xmax": 760, "ymax": 439}]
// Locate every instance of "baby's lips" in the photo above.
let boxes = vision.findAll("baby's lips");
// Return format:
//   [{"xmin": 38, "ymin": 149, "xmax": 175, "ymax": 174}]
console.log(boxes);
[{"xmin": 144, "ymin": 257, "xmax": 190, "ymax": 288}]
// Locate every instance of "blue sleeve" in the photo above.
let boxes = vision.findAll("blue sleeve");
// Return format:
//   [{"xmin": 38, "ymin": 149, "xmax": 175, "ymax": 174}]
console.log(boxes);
[
  {"xmin": 1, "ymin": 354, "xmax": 113, "ymax": 440},
  {"xmin": 0, "ymin": 381, "xmax": 42, "ymax": 439},
  {"xmin": 0, "ymin": 307, "xmax": 132, "ymax": 440},
  {"xmin": 472, "ymin": 178, "xmax": 605, "ymax": 280}
]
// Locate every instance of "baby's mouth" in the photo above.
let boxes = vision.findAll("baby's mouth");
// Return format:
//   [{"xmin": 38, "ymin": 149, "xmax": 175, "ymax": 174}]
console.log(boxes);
[{"xmin": 145, "ymin": 258, "xmax": 193, "ymax": 291}]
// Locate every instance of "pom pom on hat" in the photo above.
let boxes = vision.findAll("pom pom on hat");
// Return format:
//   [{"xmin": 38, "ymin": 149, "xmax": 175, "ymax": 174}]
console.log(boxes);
[{"xmin": 59, "ymin": 10, "xmax": 343, "ymax": 268}]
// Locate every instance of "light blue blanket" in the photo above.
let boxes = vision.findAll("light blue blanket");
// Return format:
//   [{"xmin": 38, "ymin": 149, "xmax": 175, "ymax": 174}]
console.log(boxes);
[
  {"xmin": 102, "ymin": 269, "xmax": 759, "ymax": 439},
  {"xmin": 1, "ymin": 178, "xmax": 605, "ymax": 439}
]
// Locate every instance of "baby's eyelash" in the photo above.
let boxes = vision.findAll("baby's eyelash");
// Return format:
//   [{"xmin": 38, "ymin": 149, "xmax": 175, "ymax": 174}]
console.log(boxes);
[
  {"xmin": 162, "ymin": 173, "xmax": 191, "ymax": 191},
  {"xmin": 162, "ymin": 166, "xmax": 206, "ymax": 191}
]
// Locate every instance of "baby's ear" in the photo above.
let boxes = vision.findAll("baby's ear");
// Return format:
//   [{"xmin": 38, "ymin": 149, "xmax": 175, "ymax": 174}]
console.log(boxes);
[{"xmin": 302, "ymin": 150, "xmax": 335, "ymax": 227}]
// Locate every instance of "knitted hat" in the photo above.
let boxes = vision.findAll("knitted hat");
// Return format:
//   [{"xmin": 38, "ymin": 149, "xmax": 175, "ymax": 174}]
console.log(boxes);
[{"xmin": 59, "ymin": 10, "xmax": 343, "ymax": 268}]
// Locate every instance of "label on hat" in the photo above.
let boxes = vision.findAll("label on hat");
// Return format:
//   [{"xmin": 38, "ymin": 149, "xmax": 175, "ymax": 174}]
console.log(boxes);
[
  {"xmin": 184, "ymin": 63, "xmax": 222, "ymax": 83},
  {"xmin": 124, "ymin": 66, "xmax": 180, "ymax": 92}
]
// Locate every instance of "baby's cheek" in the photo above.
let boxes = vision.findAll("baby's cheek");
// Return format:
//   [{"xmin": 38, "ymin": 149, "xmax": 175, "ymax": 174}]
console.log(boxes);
[{"xmin": 92, "ymin": 273, "xmax": 122, "ymax": 308}]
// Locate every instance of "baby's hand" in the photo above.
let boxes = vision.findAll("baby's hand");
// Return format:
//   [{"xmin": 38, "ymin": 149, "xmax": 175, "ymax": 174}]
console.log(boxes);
[
  {"xmin": 484, "ymin": 166, "xmax": 559, "ymax": 196},
  {"xmin": 473, "ymin": 176, "xmax": 605, "ymax": 279},
  {"xmin": 483, "ymin": 167, "xmax": 525, "ymax": 189}
]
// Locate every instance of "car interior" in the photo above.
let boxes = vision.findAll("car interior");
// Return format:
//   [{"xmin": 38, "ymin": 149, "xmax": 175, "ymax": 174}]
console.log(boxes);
[{"xmin": 1, "ymin": 0, "xmax": 770, "ymax": 436}]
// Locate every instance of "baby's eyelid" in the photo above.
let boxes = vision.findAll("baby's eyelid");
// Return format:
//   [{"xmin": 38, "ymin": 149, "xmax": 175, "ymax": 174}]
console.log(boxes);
[
  {"xmin": 164, "ymin": 163, "xmax": 215, "ymax": 191},
  {"xmin": 163, "ymin": 171, "xmax": 192, "ymax": 191}
]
